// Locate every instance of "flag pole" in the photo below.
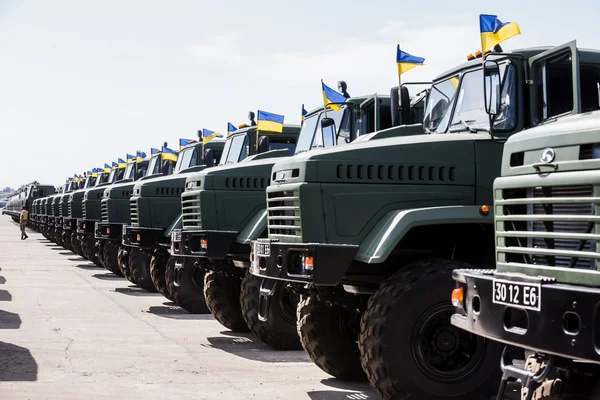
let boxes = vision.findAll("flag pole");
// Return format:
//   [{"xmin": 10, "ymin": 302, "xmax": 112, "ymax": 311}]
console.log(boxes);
[{"xmin": 321, "ymin": 79, "xmax": 328, "ymax": 119}]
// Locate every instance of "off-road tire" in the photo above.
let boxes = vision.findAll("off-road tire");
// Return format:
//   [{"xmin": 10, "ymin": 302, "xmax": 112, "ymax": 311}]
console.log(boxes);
[
  {"xmin": 102, "ymin": 241, "xmax": 123, "ymax": 276},
  {"xmin": 54, "ymin": 228, "xmax": 64, "ymax": 247},
  {"xmin": 61, "ymin": 230, "xmax": 72, "ymax": 251},
  {"xmin": 240, "ymin": 273, "xmax": 301, "ymax": 350},
  {"xmin": 84, "ymin": 235, "xmax": 102, "ymax": 267},
  {"xmin": 129, "ymin": 248, "xmax": 157, "ymax": 292},
  {"xmin": 75, "ymin": 234, "xmax": 87, "ymax": 258},
  {"xmin": 165, "ymin": 257, "xmax": 209, "ymax": 313},
  {"xmin": 150, "ymin": 255, "xmax": 172, "ymax": 300},
  {"xmin": 358, "ymin": 259, "xmax": 501, "ymax": 400},
  {"xmin": 204, "ymin": 270, "xmax": 249, "ymax": 332},
  {"xmin": 117, "ymin": 247, "xmax": 135, "ymax": 283},
  {"xmin": 71, "ymin": 233, "xmax": 80, "ymax": 256},
  {"xmin": 297, "ymin": 296, "xmax": 365, "ymax": 380}
]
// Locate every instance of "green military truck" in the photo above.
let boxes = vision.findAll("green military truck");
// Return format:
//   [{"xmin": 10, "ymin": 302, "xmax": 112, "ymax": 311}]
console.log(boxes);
[
  {"xmin": 170, "ymin": 89, "xmax": 427, "ymax": 351},
  {"xmin": 95, "ymin": 147, "xmax": 180, "ymax": 279},
  {"xmin": 75, "ymin": 166, "xmax": 124, "ymax": 266},
  {"xmin": 3, "ymin": 182, "xmax": 54, "ymax": 224},
  {"xmin": 451, "ymin": 42, "xmax": 600, "ymax": 399},
  {"xmin": 121, "ymin": 139, "xmax": 226, "ymax": 292},
  {"xmin": 167, "ymin": 123, "xmax": 303, "ymax": 319},
  {"xmin": 62, "ymin": 174, "xmax": 95, "ymax": 253},
  {"xmin": 42, "ymin": 186, "xmax": 64, "ymax": 242},
  {"xmin": 53, "ymin": 181, "xmax": 77, "ymax": 247},
  {"xmin": 246, "ymin": 44, "xmax": 590, "ymax": 399}
]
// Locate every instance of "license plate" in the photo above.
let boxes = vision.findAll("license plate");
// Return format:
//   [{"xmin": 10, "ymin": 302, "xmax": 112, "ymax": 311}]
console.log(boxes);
[
  {"xmin": 255, "ymin": 242, "xmax": 270, "ymax": 257},
  {"xmin": 172, "ymin": 231, "xmax": 181, "ymax": 242},
  {"xmin": 492, "ymin": 279, "xmax": 541, "ymax": 311}
]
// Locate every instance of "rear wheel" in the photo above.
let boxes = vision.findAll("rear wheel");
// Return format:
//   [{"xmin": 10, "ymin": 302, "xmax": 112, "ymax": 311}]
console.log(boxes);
[
  {"xmin": 297, "ymin": 296, "xmax": 365, "ymax": 380},
  {"xmin": 102, "ymin": 241, "xmax": 123, "ymax": 276},
  {"xmin": 240, "ymin": 274, "xmax": 301, "ymax": 350},
  {"xmin": 358, "ymin": 260, "xmax": 501, "ymax": 400},
  {"xmin": 117, "ymin": 247, "xmax": 135, "ymax": 283},
  {"xmin": 129, "ymin": 248, "xmax": 156, "ymax": 292},
  {"xmin": 150, "ymin": 255, "xmax": 172, "ymax": 300},
  {"xmin": 165, "ymin": 257, "xmax": 209, "ymax": 313},
  {"xmin": 204, "ymin": 270, "xmax": 249, "ymax": 332}
]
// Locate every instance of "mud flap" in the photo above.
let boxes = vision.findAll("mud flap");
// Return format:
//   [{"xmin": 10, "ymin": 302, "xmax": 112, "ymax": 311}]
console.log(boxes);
[{"xmin": 257, "ymin": 278, "xmax": 277, "ymax": 322}]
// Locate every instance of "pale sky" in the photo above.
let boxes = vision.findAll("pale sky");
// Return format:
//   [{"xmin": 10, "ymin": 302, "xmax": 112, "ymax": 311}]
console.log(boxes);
[{"xmin": 1, "ymin": 0, "xmax": 599, "ymax": 188}]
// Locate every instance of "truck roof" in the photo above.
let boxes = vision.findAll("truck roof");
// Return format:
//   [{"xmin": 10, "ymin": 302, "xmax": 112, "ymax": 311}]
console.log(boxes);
[{"xmin": 435, "ymin": 46, "xmax": 600, "ymax": 81}]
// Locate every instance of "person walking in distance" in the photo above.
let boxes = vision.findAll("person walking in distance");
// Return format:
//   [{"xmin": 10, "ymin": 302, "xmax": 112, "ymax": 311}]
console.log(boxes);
[{"xmin": 20, "ymin": 206, "xmax": 29, "ymax": 240}]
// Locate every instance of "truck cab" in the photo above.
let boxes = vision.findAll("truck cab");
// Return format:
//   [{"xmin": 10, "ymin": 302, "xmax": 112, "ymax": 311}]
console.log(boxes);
[{"xmin": 451, "ymin": 43, "xmax": 600, "ymax": 398}]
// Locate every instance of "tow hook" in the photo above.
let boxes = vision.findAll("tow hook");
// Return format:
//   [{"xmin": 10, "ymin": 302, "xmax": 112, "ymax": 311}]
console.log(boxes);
[
  {"xmin": 258, "ymin": 278, "xmax": 276, "ymax": 322},
  {"xmin": 496, "ymin": 346, "xmax": 555, "ymax": 400}
]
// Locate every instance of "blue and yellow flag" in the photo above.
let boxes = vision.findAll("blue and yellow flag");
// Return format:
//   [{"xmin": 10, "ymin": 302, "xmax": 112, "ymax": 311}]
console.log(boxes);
[
  {"xmin": 118, "ymin": 158, "xmax": 127, "ymax": 168},
  {"xmin": 257, "ymin": 110, "xmax": 284, "ymax": 133},
  {"xmin": 396, "ymin": 45, "xmax": 425, "ymax": 76},
  {"xmin": 161, "ymin": 146, "xmax": 178, "ymax": 162},
  {"xmin": 321, "ymin": 81, "xmax": 346, "ymax": 111},
  {"xmin": 202, "ymin": 128, "xmax": 223, "ymax": 144},
  {"xmin": 479, "ymin": 14, "xmax": 521, "ymax": 53},
  {"xmin": 112, "ymin": 162, "xmax": 118, "ymax": 169},
  {"xmin": 126, "ymin": 154, "xmax": 135, "ymax": 163},
  {"xmin": 302, "ymin": 104, "xmax": 308, "ymax": 120},
  {"xmin": 91, "ymin": 168, "xmax": 99, "ymax": 178},
  {"xmin": 151, "ymin": 148, "xmax": 160, "ymax": 156},
  {"xmin": 136, "ymin": 150, "xmax": 147, "ymax": 163},
  {"xmin": 227, "ymin": 123, "xmax": 237, "ymax": 137},
  {"xmin": 74, "ymin": 174, "xmax": 80, "ymax": 183},
  {"xmin": 103, "ymin": 163, "xmax": 111, "ymax": 173},
  {"xmin": 179, "ymin": 138, "xmax": 196, "ymax": 150}
]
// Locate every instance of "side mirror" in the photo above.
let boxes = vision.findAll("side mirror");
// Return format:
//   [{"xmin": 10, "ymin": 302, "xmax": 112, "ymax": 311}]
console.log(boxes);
[
  {"xmin": 321, "ymin": 117, "xmax": 335, "ymax": 129},
  {"xmin": 483, "ymin": 60, "xmax": 501, "ymax": 116}
]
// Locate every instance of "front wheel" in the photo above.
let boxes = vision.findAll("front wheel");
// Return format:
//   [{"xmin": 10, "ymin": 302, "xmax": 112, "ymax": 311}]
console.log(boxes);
[
  {"xmin": 129, "ymin": 248, "xmax": 157, "ymax": 292},
  {"xmin": 204, "ymin": 270, "xmax": 249, "ymax": 332},
  {"xmin": 358, "ymin": 259, "xmax": 501, "ymax": 400},
  {"xmin": 117, "ymin": 247, "xmax": 135, "ymax": 283},
  {"xmin": 84, "ymin": 235, "xmax": 102, "ymax": 267},
  {"xmin": 61, "ymin": 230, "xmax": 72, "ymax": 251},
  {"xmin": 240, "ymin": 274, "xmax": 301, "ymax": 350},
  {"xmin": 297, "ymin": 297, "xmax": 365, "ymax": 380},
  {"xmin": 150, "ymin": 255, "xmax": 172, "ymax": 301},
  {"xmin": 54, "ymin": 228, "xmax": 64, "ymax": 247},
  {"xmin": 102, "ymin": 241, "xmax": 123, "ymax": 277},
  {"xmin": 165, "ymin": 257, "xmax": 209, "ymax": 313}
]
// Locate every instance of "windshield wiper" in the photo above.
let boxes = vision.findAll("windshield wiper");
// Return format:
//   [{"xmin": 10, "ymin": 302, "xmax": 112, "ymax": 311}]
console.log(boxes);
[{"xmin": 449, "ymin": 119, "xmax": 489, "ymax": 133}]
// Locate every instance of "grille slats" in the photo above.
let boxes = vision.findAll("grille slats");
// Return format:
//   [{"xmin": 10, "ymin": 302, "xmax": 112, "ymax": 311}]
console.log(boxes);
[
  {"xmin": 181, "ymin": 192, "xmax": 201, "ymax": 229},
  {"xmin": 267, "ymin": 190, "xmax": 301, "ymax": 238},
  {"xmin": 498, "ymin": 184, "xmax": 598, "ymax": 270},
  {"xmin": 130, "ymin": 198, "xmax": 139, "ymax": 226},
  {"xmin": 101, "ymin": 201, "xmax": 108, "ymax": 222},
  {"xmin": 68, "ymin": 202, "xmax": 72, "ymax": 217}
]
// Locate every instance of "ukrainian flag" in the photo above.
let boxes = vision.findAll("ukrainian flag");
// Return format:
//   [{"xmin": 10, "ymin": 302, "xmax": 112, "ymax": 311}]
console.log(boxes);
[
  {"xmin": 302, "ymin": 104, "xmax": 308, "ymax": 121},
  {"xmin": 321, "ymin": 81, "xmax": 346, "ymax": 111},
  {"xmin": 479, "ymin": 14, "xmax": 521, "ymax": 53},
  {"xmin": 396, "ymin": 45, "xmax": 425, "ymax": 76},
  {"xmin": 92, "ymin": 168, "xmax": 98, "ymax": 178},
  {"xmin": 256, "ymin": 110, "xmax": 284, "ymax": 133},
  {"xmin": 202, "ymin": 128, "xmax": 223, "ymax": 144},
  {"xmin": 179, "ymin": 138, "xmax": 196, "ymax": 150},
  {"xmin": 161, "ymin": 146, "xmax": 178, "ymax": 162},
  {"xmin": 104, "ymin": 163, "xmax": 111, "ymax": 173},
  {"xmin": 118, "ymin": 158, "xmax": 127, "ymax": 169},
  {"xmin": 151, "ymin": 148, "xmax": 160, "ymax": 156},
  {"xmin": 227, "ymin": 123, "xmax": 237, "ymax": 137},
  {"xmin": 136, "ymin": 150, "xmax": 147, "ymax": 163},
  {"xmin": 74, "ymin": 175, "xmax": 80, "ymax": 183},
  {"xmin": 126, "ymin": 154, "xmax": 135, "ymax": 164}
]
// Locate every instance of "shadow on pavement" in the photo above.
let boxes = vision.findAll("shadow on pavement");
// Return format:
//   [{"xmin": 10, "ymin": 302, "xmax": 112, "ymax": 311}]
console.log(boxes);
[
  {"xmin": 0, "ymin": 309, "xmax": 22, "ymax": 329},
  {"xmin": 145, "ymin": 305, "xmax": 213, "ymax": 319},
  {"xmin": 113, "ymin": 287, "xmax": 161, "ymax": 297},
  {"xmin": 92, "ymin": 273, "xmax": 123, "ymax": 280},
  {"xmin": 205, "ymin": 334, "xmax": 311, "ymax": 363},
  {"xmin": 68, "ymin": 257, "xmax": 86, "ymax": 262},
  {"xmin": 0, "ymin": 289, "xmax": 12, "ymax": 301},
  {"xmin": 59, "ymin": 251, "xmax": 74, "ymax": 256},
  {"xmin": 0, "ymin": 341, "xmax": 38, "ymax": 381},
  {"xmin": 74, "ymin": 264, "xmax": 102, "ymax": 270},
  {"xmin": 0, "ymin": 276, "xmax": 6, "ymax": 284},
  {"xmin": 49, "ymin": 247, "xmax": 65, "ymax": 251},
  {"xmin": 307, "ymin": 391, "xmax": 372, "ymax": 400}
]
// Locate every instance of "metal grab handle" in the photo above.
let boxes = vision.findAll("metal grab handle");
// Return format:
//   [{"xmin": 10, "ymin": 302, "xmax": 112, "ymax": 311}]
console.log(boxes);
[{"xmin": 532, "ymin": 162, "xmax": 558, "ymax": 171}]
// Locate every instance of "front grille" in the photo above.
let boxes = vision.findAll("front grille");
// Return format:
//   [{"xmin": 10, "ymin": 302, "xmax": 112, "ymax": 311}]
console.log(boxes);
[
  {"xmin": 497, "ymin": 184, "xmax": 600, "ymax": 270},
  {"xmin": 51, "ymin": 202, "xmax": 56, "ymax": 216},
  {"xmin": 130, "ymin": 198, "xmax": 139, "ymax": 225},
  {"xmin": 101, "ymin": 201, "xmax": 108, "ymax": 222},
  {"xmin": 68, "ymin": 201, "xmax": 72, "ymax": 217},
  {"xmin": 267, "ymin": 190, "xmax": 301, "ymax": 238},
  {"xmin": 82, "ymin": 201, "xmax": 87, "ymax": 219},
  {"xmin": 181, "ymin": 192, "xmax": 201, "ymax": 229}
]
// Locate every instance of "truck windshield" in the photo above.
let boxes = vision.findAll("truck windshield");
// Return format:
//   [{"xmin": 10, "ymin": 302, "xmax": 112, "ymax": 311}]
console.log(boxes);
[
  {"xmin": 174, "ymin": 147, "xmax": 197, "ymax": 172},
  {"xmin": 124, "ymin": 163, "xmax": 135, "ymax": 180},
  {"xmin": 136, "ymin": 162, "xmax": 148, "ymax": 179},
  {"xmin": 107, "ymin": 169, "xmax": 117, "ymax": 183},
  {"xmin": 425, "ymin": 63, "xmax": 516, "ymax": 133},
  {"xmin": 220, "ymin": 134, "xmax": 248, "ymax": 165},
  {"xmin": 295, "ymin": 108, "xmax": 346, "ymax": 154},
  {"xmin": 147, "ymin": 156, "xmax": 160, "ymax": 176}
]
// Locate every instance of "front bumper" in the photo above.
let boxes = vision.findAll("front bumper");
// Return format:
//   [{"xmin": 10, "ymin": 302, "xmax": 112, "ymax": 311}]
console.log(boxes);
[
  {"xmin": 63, "ymin": 217, "xmax": 77, "ymax": 231},
  {"xmin": 451, "ymin": 269, "xmax": 600, "ymax": 364},
  {"xmin": 95, "ymin": 222, "xmax": 123, "ymax": 241},
  {"xmin": 77, "ymin": 219, "xmax": 97, "ymax": 235},
  {"xmin": 249, "ymin": 238, "xmax": 358, "ymax": 285},
  {"xmin": 171, "ymin": 229, "xmax": 241, "ymax": 259},
  {"xmin": 55, "ymin": 217, "xmax": 64, "ymax": 229},
  {"xmin": 122, "ymin": 225, "xmax": 165, "ymax": 249}
]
